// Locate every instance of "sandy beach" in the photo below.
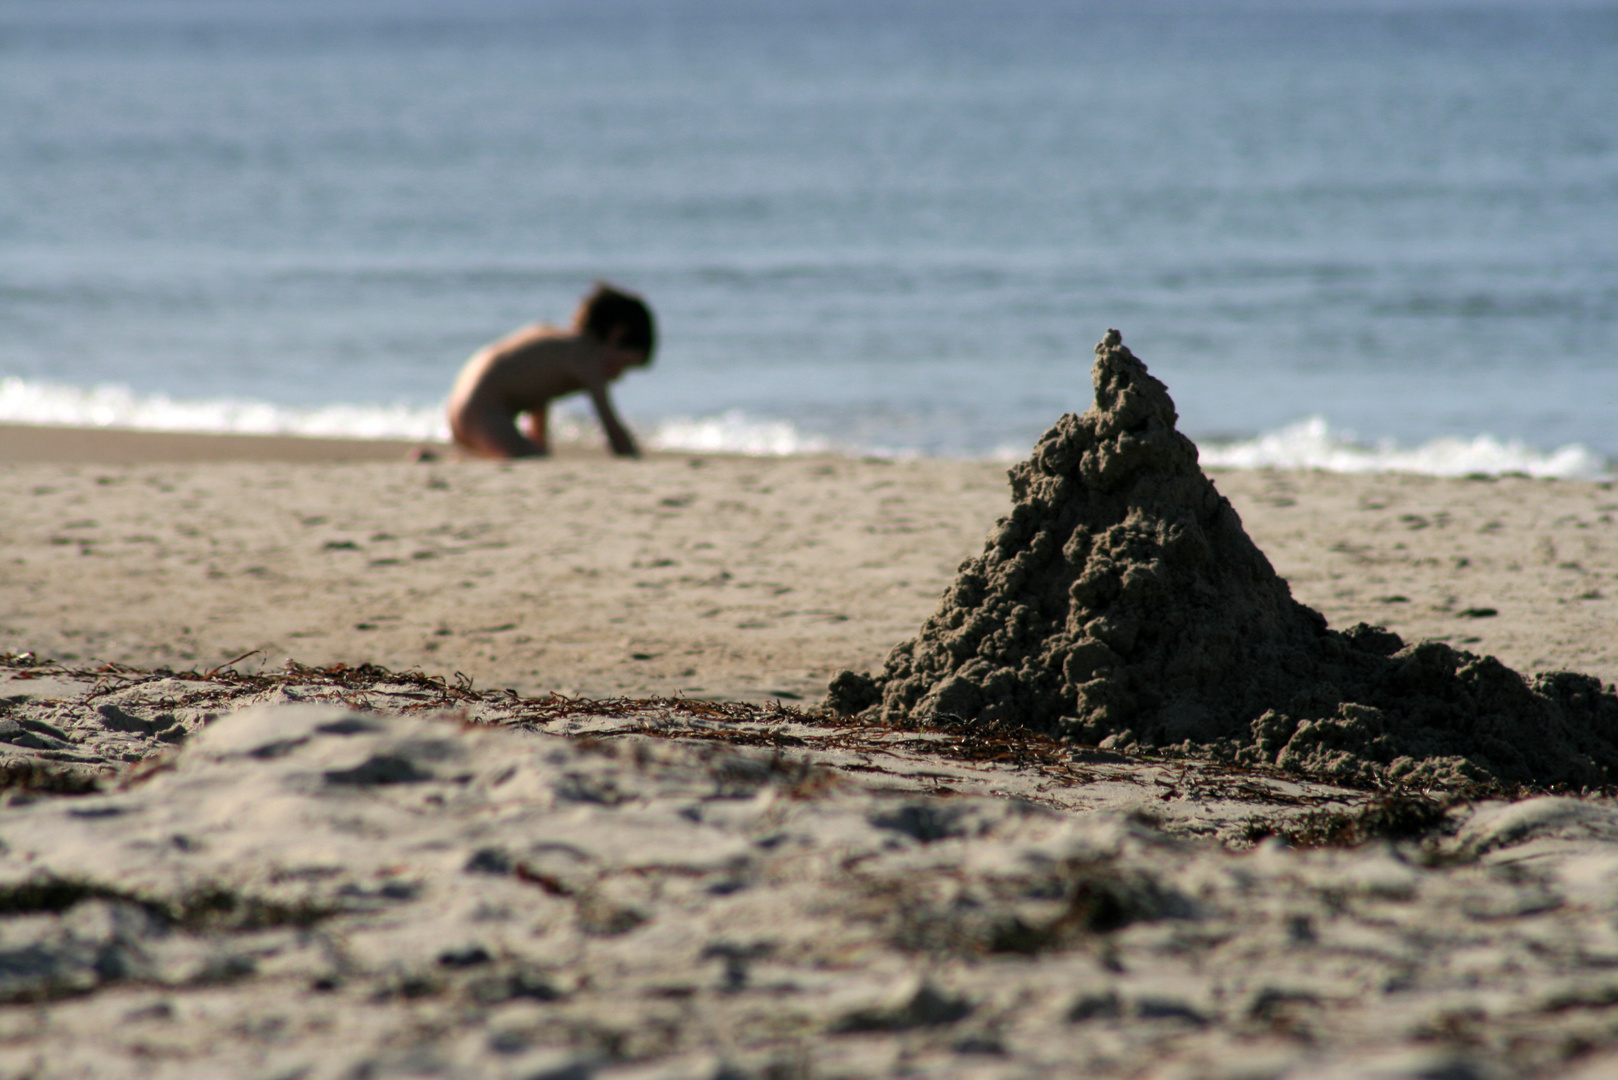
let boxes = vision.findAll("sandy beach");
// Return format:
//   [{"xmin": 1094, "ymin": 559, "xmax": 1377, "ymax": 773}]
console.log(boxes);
[
  {"xmin": 2, "ymin": 423, "xmax": 1615, "ymax": 702},
  {"xmin": 5, "ymin": 421, "xmax": 1618, "ymax": 1079},
  {"xmin": 8, "ymin": 1, "xmax": 1614, "ymax": 1072}
]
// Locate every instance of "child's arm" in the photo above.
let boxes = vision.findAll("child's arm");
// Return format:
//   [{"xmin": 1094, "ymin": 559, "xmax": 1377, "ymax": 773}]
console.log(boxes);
[{"xmin": 586, "ymin": 383, "xmax": 639, "ymax": 457}]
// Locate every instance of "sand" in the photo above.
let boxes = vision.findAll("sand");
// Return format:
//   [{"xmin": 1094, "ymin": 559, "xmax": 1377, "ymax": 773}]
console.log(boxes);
[
  {"xmin": 2, "ymin": 424, "xmax": 1616, "ymax": 702},
  {"xmin": 834, "ymin": 333, "xmax": 1618, "ymax": 789},
  {"xmin": 0, "ymin": 423, "xmax": 441, "ymax": 466},
  {"xmin": 5, "ymin": 422, "xmax": 1618, "ymax": 1077}
]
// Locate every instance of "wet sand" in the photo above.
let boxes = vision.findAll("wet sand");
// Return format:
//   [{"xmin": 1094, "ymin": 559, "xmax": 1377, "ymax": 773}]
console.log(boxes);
[{"xmin": 0, "ymin": 422, "xmax": 445, "ymax": 465}]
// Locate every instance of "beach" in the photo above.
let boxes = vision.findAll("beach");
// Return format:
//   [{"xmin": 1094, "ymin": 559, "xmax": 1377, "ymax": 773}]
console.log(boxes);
[
  {"xmin": 6, "ymin": 1, "xmax": 1617, "ymax": 1072},
  {"xmin": 3, "ymin": 423, "xmax": 1615, "ymax": 702},
  {"xmin": 6, "ymin": 424, "xmax": 1618, "ymax": 1079}
]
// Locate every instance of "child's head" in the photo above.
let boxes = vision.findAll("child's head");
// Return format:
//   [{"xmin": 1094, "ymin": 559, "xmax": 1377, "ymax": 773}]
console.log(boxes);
[{"xmin": 575, "ymin": 282, "xmax": 656, "ymax": 365}]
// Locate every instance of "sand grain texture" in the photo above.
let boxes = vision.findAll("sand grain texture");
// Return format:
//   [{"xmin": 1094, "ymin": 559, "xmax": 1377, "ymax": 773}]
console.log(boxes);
[{"xmin": 3, "ymin": 674, "xmax": 1618, "ymax": 1079}]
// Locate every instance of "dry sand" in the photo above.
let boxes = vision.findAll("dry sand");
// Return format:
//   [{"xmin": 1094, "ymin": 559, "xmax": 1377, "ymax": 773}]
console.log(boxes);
[
  {"xmin": 2, "ymin": 426, "xmax": 1616, "ymax": 701},
  {"xmin": 4, "ymin": 424, "xmax": 1618, "ymax": 1078}
]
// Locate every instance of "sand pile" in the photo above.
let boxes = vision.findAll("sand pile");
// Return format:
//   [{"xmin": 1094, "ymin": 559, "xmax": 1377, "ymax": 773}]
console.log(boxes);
[{"xmin": 828, "ymin": 330, "xmax": 1618, "ymax": 789}]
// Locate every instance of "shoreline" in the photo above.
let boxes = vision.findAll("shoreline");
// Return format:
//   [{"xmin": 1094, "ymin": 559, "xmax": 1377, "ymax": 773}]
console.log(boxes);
[
  {"xmin": 0, "ymin": 422, "xmax": 446, "ymax": 465},
  {"xmin": 0, "ymin": 423, "xmax": 683, "ymax": 465},
  {"xmin": 4, "ymin": 419, "xmax": 1612, "ymax": 479}
]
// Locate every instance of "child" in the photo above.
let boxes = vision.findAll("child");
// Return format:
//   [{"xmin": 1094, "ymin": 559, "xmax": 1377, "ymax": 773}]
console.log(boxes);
[{"xmin": 447, "ymin": 282, "xmax": 655, "ymax": 459}]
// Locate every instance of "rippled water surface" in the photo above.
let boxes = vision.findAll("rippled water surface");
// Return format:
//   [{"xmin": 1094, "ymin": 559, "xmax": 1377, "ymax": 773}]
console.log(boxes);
[{"xmin": 1, "ymin": 0, "xmax": 1615, "ymax": 471}]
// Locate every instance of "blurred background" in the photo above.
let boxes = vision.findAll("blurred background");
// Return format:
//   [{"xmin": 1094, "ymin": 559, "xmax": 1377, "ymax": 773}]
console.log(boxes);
[{"xmin": 1, "ymin": 0, "xmax": 1615, "ymax": 473}]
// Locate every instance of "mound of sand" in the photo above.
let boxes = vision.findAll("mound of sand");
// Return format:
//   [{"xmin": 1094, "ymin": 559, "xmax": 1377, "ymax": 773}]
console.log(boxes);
[{"xmin": 828, "ymin": 330, "xmax": 1618, "ymax": 789}]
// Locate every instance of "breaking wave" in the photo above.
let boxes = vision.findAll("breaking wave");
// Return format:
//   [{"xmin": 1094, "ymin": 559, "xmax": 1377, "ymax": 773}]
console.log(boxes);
[
  {"xmin": 1, "ymin": 378, "xmax": 1608, "ymax": 478},
  {"xmin": 1197, "ymin": 416, "xmax": 1609, "ymax": 481},
  {"xmin": 0, "ymin": 376, "xmax": 449, "ymax": 442}
]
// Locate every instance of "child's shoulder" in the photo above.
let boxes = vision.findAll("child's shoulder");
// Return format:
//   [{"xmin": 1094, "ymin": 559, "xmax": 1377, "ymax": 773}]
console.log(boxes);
[
  {"xmin": 500, "ymin": 321, "xmax": 568, "ymax": 347},
  {"xmin": 486, "ymin": 323, "xmax": 581, "ymax": 364}
]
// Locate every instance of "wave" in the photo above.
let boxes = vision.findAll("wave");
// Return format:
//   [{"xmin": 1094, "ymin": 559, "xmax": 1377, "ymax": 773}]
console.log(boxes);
[
  {"xmin": 645, "ymin": 409, "xmax": 832, "ymax": 457},
  {"xmin": 1, "ymin": 378, "xmax": 1608, "ymax": 479},
  {"xmin": 0, "ymin": 378, "xmax": 837, "ymax": 457},
  {"xmin": 0, "ymin": 376, "xmax": 450, "ymax": 442},
  {"xmin": 1197, "ymin": 416, "xmax": 1609, "ymax": 481},
  {"xmin": 646, "ymin": 412, "xmax": 1615, "ymax": 479}
]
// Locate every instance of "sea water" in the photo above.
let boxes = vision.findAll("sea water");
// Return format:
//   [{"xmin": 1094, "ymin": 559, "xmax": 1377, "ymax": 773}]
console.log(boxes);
[{"xmin": 1, "ymin": 0, "xmax": 1615, "ymax": 476}]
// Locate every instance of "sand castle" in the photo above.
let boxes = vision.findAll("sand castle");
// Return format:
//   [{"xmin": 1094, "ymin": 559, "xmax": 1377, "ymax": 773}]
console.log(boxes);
[{"xmin": 829, "ymin": 330, "xmax": 1618, "ymax": 789}]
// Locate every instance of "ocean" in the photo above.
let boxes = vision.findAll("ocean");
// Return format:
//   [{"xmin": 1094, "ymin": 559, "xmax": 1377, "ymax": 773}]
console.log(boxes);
[{"xmin": 2, "ymin": 0, "xmax": 1616, "ymax": 476}]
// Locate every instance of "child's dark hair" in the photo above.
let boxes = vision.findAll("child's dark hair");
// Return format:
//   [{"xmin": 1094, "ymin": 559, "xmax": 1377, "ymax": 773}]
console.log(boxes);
[{"xmin": 578, "ymin": 281, "xmax": 656, "ymax": 362}]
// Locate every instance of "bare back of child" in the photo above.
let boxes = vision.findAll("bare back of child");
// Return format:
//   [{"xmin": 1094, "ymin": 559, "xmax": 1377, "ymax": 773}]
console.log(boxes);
[{"xmin": 447, "ymin": 283, "xmax": 656, "ymax": 459}]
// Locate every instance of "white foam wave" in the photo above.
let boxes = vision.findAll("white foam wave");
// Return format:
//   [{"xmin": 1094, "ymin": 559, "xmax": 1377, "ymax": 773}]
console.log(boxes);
[
  {"xmin": 0, "ymin": 377, "xmax": 450, "ymax": 442},
  {"xmin": 1198, "ymin": 416, "xmax": 1610, "ymax": 481},
  {"xmin": 2, "ymin": 378, "xmax": 1608, "ymax": 479},
  {"xmin": 646, "ymin": 409, "xmax": 832, "ymax": 457}
]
